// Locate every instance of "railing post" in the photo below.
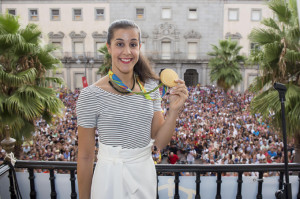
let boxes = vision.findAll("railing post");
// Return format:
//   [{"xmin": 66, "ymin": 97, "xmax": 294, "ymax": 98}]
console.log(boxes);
[
  {"xmin": 256, "ymin": 172, "xmax": 263, "ymax": 199},
  {"xmin": 70, "ymin": 170, "xmax": 77, "ymax": 199},
  {"xmin": 236, "ymin": 172, "xmax": 243, "ymax": 199},
  {"xmin": 195, "ymin": 171, "xmax": 201, "ymax": 199},
  {"xmin": 156, "ymin": 172, "xmax": 159, "ymax": 199},
  {"xmin": 49, "ymin": 169, "xmax": 57, "ymax": 199},
  {"xmin": 297, "ymin": 172, "xmax": 300, "ymax": 199},
  {"xmin": 28, "ymin": 168, "xmax": 36, "ymax": 199},
  {"xmin": 279, "ymin": 172, "xmax": 284, "ymax": 190},
  {"xmin": 174, "ymin": 172, "xmax": 180, "ymax": 199},
  {"xmin": 8, "ymin": 168, "xmax": 17, "ymax": 199},
  {"xmin": 215, "ymin": 172, "xmax": 222, "ymax": 199}
]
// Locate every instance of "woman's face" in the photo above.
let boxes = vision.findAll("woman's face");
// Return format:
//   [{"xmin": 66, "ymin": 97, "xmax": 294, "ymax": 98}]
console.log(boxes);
[{"xmin": 107, "ymin": 28, "xmax": 140, "ymax": 75}]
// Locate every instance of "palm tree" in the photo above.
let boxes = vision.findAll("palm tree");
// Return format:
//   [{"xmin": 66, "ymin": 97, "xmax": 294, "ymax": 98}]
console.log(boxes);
[
  {"xmin": 97, "ymin": 45, "xmax": 111, "ymax": 76},
  {"xmin": 207, "ymin": 39, "xmax": 245, "ymax": 103},
  {"xmin": 0, "ymin": 14, "xmax": 64, "ymax": 149},
  {"xmin": 248, "ymin": 0, "xmax": 300, "ymax": 162}
]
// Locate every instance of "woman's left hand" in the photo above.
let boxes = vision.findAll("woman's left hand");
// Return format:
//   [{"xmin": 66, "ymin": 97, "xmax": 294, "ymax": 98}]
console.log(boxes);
[{"xmin": 168, "ymin": 79, "xmax": 189, "ymax": 113}]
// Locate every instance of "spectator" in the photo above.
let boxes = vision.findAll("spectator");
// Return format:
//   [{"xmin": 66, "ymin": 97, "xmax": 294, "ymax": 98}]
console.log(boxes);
[{"xmin": 168, "ymin": 152, "xmax": 179, "ymax": 164}]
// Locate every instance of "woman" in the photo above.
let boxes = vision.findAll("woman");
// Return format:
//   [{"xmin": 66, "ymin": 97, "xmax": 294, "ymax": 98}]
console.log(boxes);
[{"xmin": 77, "ymin": 19, "xmax": 188, "ymax": 199}]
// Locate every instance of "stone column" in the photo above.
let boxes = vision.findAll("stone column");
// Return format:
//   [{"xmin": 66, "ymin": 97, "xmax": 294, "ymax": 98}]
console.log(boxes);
[
  {"xmin": 88, "ymin": 63, "xmax": 93, "ymax": 85},
  {"xmin": 176, "ymin": 63, "xmax": 182, "ymax": 79},
  {"xmin": 241, "ymin": 66, "xmax": 245, "ymax": 93},
  {"xmin": 202, "ymin": 66, "xmax": 207, "ymax": 86},
  {"xmin": 65, "ymin": 62, "xmax": 71, "ymax": 90}
]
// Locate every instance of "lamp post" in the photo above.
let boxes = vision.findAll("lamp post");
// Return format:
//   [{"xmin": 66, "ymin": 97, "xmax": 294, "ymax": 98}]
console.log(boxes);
[
  {"xmin": 274, "ymin": 83, "xmax": 292, "ymax": 199},
  {"xmin": 76, "ymin": 58, "xmax": 94, "ymax": 88}
]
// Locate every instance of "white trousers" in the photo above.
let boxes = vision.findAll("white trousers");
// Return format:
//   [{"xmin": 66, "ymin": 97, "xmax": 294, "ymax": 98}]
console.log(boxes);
[{"xmin": 91, "ymin": 140, "xmax": 157, "ymax": 199}]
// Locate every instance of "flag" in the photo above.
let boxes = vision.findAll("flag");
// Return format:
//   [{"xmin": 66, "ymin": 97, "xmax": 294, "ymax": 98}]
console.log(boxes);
[{"xmin": 82, "ymin": 76, "xmax": 88, "ymax": 88}]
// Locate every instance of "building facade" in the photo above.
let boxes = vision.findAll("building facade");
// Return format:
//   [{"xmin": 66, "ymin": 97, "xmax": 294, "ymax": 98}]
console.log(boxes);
[
  {"xmin": 223, "ymin": 0, "xmax": 273, "ymax": 90},
  {"xmin": 1, "ymin": 0, "xmax": 272, "ymax": 91},
  {"xmin": 109, "ymin": 0, "xmax": 224, "ymax": 87},
  {"xmin": 1, "ymin": 0, "xmax": 110, "ymax": 91}
]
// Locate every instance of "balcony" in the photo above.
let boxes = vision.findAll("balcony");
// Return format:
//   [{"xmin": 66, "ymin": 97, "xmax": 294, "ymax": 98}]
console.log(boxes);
[
  {"xmin": 50, "ymin": 52, "xmax": 104, "ymax": 63},
  {"xmin": 1, "ymin": 161, "xmax": 300, "ymax": 199}
]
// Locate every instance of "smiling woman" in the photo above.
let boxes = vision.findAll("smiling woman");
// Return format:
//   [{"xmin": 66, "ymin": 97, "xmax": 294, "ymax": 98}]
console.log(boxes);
[{"xmin": 76, "ymin": 19, "xmax": 188, "ymax": 199}]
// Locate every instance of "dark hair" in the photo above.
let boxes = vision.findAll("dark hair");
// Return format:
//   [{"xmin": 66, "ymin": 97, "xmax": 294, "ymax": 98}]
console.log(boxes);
[{"xmin": 107, "ymin": 19, "xmax": 158, "ymax": 83}]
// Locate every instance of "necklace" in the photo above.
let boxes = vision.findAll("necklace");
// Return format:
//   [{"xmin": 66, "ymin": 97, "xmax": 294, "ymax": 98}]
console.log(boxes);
[
  {"xmin": 108, "ymin": 69, "xmax": 166, "ymax": 100},
  {"xmin": 108, "ymin": 73, "xmax": 136, "ymax": 94}
]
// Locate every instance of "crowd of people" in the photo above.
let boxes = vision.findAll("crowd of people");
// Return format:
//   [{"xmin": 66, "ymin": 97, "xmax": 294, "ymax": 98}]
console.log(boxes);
[{"xmin": 0, "ymin": 85, "xmax": 296, "ymax": 175}]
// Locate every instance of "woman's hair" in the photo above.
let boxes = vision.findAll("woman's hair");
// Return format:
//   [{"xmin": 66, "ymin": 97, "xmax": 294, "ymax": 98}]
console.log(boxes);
[{"xmin": 107, "ymin": 19, "xmax": 159, "ymax": 83}]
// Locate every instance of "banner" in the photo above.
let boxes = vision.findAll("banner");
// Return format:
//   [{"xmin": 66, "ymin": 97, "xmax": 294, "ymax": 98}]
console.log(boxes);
[{"xmin": 82, "ymin": 76, "xmax": 88, "ymax": 88}]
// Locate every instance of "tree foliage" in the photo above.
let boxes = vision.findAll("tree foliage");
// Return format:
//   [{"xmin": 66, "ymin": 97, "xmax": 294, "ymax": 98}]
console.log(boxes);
[
  {"xmin": 0, "ymin": 14, "xmax": 64, "ymax": 141},
  {"xmin": 207, "ymin": 39, "xmax": 245, "ymax": 92},
  {"xmin": 248, "ymin": 0, "xmax": 300, "ymax": 136},
  {"xmin": 97, "ymin": 44, "xmax": 111, "ymax": 76}
]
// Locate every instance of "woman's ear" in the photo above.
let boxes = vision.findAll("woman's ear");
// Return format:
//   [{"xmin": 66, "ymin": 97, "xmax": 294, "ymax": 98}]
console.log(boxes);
[{"xmin": 106, "ymin": 43, "xmax": 111, "ymax": 54}]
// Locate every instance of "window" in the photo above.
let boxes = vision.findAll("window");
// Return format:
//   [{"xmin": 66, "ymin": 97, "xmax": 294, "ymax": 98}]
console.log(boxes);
[
  {"xmin": 228, "ymin": 8, "xmax": 239, "ymax": 21},
  {"xmin": 136, "ymin": 8, "xmax": 144, "ymax": 19},
  {"xmin": 74, "ymin": 42, "xmax": 84, "ymax": 58},
  {"xmin": 7, "ymin": 9, "xmax": 16, "ymax": 16},
  {"xmin": 251, "ymin": 9, "xmax": 261, "ymax": 21},
  {"xmin": 95, "ymin": 8, "xmax": 105, "ymax": 20},
  {"xmin": 51, "ymin": 9, "xmax": 60, "ymax": 21},
  {"xmin": 29, "ymin": 9, "xmax": 38, "ymax": 21},
  {"xmin": 96, "ymin": 42, "xmax": 105, "ymax": 58},
  {"xmin": 52, "ymin": 42, "xmax": 63, "ymax": 58},
  {"xmin": 75, "ymin": 73, "xmax": 84, "ymax": 89},
  {"xmin": 188, "ymin": 42, "xmax": 197, "ymax": 59},
  {"xmin": 161, "ymin": 8, "xmax": 171, "ymax": 19},
  {"xmin": 188, "ymin": 8, "xmax": 197, "ymax": 19},
  {"xmin": 73, "ymin": 9, "xmax": 82, "ymax": 21},
  {"xmin": 161, "ymin": 41, "xmax": 171, "ymax": 59}
]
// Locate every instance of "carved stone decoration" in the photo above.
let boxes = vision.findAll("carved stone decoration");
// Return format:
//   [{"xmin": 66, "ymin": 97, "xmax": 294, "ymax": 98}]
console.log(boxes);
[
  {"xmin": 141, "ymin": 31, "xmax": 149, "ymax": 38},
  {"xmin": 225, "ymin": 32, "xmax": 242, "ymax": 40},
  {"xmin": 92, "ymin": 31, "xmax": 107, "ymax": 39},
  {"xmin": 153, "ymin": 22, "xmax": 179, "ymax": 39},
  {"xmin": 48, "ymin": 31, "xmax": 65, "ymax": 39},
  {"xmin": 184, "ymin": 30, "xmax": 201, "ymax": 39},
  {"xmin": 69, "ymin": 31, "xmax": 87, "ymax": 39}
]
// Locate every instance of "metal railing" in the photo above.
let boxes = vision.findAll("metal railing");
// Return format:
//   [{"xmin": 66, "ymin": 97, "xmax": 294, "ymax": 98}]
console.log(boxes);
[{"xmin": 1, "ymin": 161, "xmax": 300, "ymax": 199}]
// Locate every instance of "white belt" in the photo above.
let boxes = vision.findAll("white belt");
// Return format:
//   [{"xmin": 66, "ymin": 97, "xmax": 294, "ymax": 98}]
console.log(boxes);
[{"xmin": 97, "ymin": 140, "xmax": 154, "ymax": 197}]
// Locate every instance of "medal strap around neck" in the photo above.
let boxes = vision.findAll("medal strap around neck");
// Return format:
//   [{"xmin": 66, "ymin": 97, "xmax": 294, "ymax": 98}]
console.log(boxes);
[{"xmin": 108, "ymin": 69, "xmax": 168, "ymax": 100}]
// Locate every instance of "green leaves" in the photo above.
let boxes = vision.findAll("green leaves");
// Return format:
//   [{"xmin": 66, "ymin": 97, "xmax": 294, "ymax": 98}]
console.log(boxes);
[
  {"xmin": 0, "ymin": 68, "xmax": 37, "ymax": 87},
  {"xmin": 248, "ymin": 0, "xmax": 300, "ymax": 137},
  {"xmin": 97, "ymin": 44, "xmax": 111, "ymax": 76},
  {"xmin": 0, "ymin": 14, "xmax": 20, "ymax": 35},
  {"xmin": 0, "ymin": 14, "xmax": 64, "ymax": 141},
  {"xmin": 207, "ymin": 39, "xmax": 244, "ymax": 92}
]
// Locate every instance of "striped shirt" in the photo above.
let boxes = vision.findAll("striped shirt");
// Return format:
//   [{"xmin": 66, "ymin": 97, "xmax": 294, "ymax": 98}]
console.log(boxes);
[{"xmin": 76, "ymin": 79, "xmax": 162, "ymax": 149}]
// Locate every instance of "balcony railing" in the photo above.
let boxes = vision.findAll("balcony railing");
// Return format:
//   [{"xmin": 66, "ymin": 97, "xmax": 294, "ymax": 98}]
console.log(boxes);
[
  {"xmin": 1, "ymin": 161, "xmax": 300, "ymax": 199},
  {"xmin": 50, "ymin": 52, "xmax": 104, "ymax": 61}
]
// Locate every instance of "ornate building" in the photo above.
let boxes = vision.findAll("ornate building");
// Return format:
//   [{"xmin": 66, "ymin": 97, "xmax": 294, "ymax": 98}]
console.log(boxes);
[{"xmin": 1, "ymin": 0, "xmax": 270, "ymax": 91}]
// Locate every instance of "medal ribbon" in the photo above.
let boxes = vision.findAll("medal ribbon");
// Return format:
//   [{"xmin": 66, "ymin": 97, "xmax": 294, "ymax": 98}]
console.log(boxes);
[{"xmin": 108, "ymin": 69, "xmax": 168, "ymax": 100}]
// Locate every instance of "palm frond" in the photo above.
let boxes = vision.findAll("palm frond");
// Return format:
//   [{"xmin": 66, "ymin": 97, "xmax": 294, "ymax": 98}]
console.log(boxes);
[
  {"xmin": 0, "ymin": 14, "xmax": 20, "ymax": 34},
  {"xmin": 269, "ymin": 0, "xmax": 291, "ymax": 24},
  {"xmin": 285, "ymin": 49, "xmax": 300, "ymax": 64},
  {"xmin": 249, "ymin": 28, "xmax": 281, "ymax": 45},
  {"xmin": 20, "ymin": 23, "xmax": 41, "ymax": 44},
  {"xmin": 0, "ymin": 67, "xmax": 37, "ymax": 86},
  {"xmin": 261, "ymin": 18, "xmax": 280, "ymax": 30}
]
